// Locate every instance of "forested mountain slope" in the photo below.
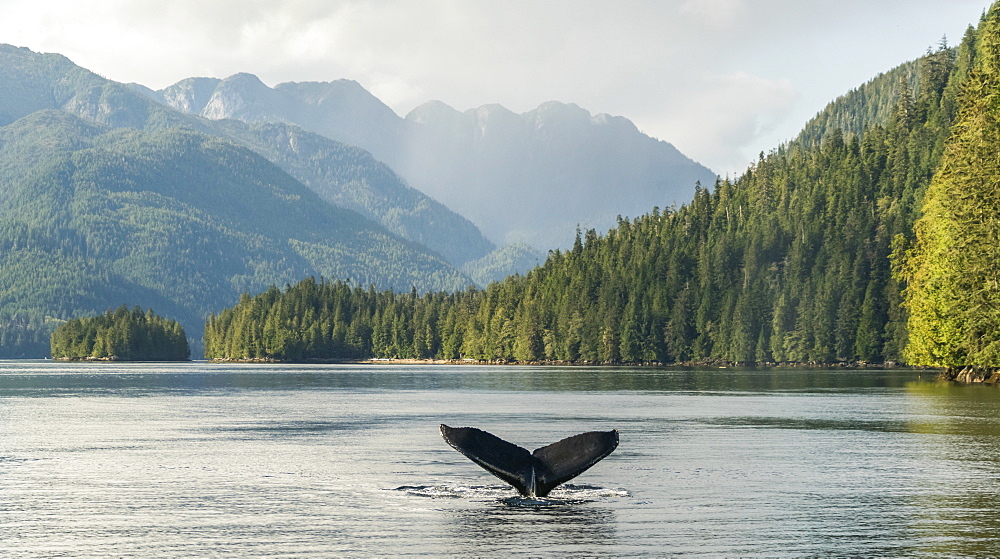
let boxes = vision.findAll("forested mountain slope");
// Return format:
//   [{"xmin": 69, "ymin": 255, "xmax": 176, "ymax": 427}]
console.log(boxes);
[
  {"xmin": 203, "ymin": 30, "xmax": 974, "ymax": 363},
  {"xmin": 0, "ymin": 111, "xmax": 468, "ymax": 357},
  {"xmin": 0, "ymin": 44, "xmax": 494, "ymax": 267},
  {"xmin": 795, "ymin": 37, "xmax": 966, "ymax": 152},
  {"xmin": 899, "ymin": 5, "xmax": 1000, "ymax": 377},
  {"xmin": 794, "ymin": 60, "xmax": 922, "ymax": 149},
  {"xmin": 207, "ymin": 119, "xmax": 494, "ymax": 266}
]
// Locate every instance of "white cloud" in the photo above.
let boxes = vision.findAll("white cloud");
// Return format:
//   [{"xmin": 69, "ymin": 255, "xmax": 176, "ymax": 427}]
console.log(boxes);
[
  {"xmin": 679, "ymin": 0, "xmax": 748, "ymax": 31},
  {"xmin": 652, "ymin": 72, "xmax": 798, "ymax": 176},
  {"xmin": 0, "ymin": 0, "xmax": 991, "ymax": 174}
]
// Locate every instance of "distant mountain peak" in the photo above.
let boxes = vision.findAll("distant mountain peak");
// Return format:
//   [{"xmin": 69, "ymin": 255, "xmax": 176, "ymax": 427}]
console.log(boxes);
[
  {"xmin": 158, "ymin": 76, "xmax": 221, "ymax": 114},
  {"xmin": 200, "ymin": 73, "xmax": 279, "ymax": 120},
  {"xmin": 147, "ymin": 65, "xmax": 715, "ymax": 249},
  {"xmin": 274, "ymin": 78, "xmax": 372, "ymax": 100},
  {"xmin": 470, "ymin": 103, "xmax": 516, "ymax": 117},
  {"xmin": 533, "ymin": 100, "xmax": 587, "ymax": 114},
  {"xmin": 405, "ymin": 100, "xmax": 462, "ymax": 125}
]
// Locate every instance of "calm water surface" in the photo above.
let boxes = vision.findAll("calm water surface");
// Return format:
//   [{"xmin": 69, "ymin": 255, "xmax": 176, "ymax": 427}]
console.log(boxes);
[{"xmin": 1, "ymin": 361, "xmax": 999, "ymax": 557}]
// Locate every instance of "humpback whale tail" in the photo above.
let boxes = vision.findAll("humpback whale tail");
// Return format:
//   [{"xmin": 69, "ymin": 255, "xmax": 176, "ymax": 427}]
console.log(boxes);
[{"xmin": 439, "ymin": 424, "xmax": 619, "ymax": 497}]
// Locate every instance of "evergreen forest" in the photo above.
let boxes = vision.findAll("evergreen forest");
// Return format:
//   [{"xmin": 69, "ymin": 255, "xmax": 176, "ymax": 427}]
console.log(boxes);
[
  {"xmin": 204, "ymin": 17, "xmax": 984, "ymax": 365},
  {"xmin": 898, "ymin": 4, "xmax": 1000, "ymax": 376},
  {"xmin": 0, "ymin": 113, "xmax": 469, "ymax": 358},
  {"xmin": 0, "ymin": 44, "xmax": 494, "ymax": 358},
  {"xmin": 50, "ymin": 306, "xmax": 189, "ymax": 361}
]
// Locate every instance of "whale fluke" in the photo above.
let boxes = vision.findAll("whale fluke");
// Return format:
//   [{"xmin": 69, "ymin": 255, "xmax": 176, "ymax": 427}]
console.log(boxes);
[{"xmin": 439, "ymin": 424, "xmax": 619, "ymax": 497}]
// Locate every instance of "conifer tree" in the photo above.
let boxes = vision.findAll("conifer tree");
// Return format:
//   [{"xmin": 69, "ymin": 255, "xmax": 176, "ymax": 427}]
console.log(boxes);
[
  {"xmin": 900, "ymin": 4, "xmax": 1000, "ymax": 368},
  {"xmin": 203, "ymin": 25, "xmax": 972, "ymax": 367},
  {"xmin": 51, "ymin": 306, "xmax": 189, "ymax": 361}
]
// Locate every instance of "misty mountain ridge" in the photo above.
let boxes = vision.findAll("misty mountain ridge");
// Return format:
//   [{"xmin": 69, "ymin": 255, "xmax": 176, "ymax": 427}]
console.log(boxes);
[
  {"xmin": 0, "ymin": 44, "xmax": 495, "ymax": 356},
  {"xmin": 136, "ymin": 73, "xmax": 405, "ymax": 170},
  {"xmin": 0, "ymin": 45, "xmax": 496, "ymax": 268},
  {"xmin": 0, "ymin": 109, "xmax": 471, "ymax": 356},
  {"xmin": 147, "ymin": 72, "xmax": 716, "ymax": 248},
  {"xmin": 400, "ymin": 99, "xmax": 712, "ymax": 247}
]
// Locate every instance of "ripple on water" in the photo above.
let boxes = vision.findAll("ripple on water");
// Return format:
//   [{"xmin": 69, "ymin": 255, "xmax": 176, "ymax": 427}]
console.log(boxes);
[{"xmin": 390, "ymin": 483, "xmax": 629, "ymax": 506}]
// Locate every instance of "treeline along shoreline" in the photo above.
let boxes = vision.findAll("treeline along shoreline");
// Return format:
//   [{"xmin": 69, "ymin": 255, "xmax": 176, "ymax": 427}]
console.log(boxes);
[
  {"xmin": 206, "ymin": 355, "xmax": 909, "ymax": 368},
  {"xmin": 57, "ymin": 8, "xmax": 1000, "ymax": 383},
  {"xmin": 203, "ymin": 33, "xmax": 967, "ymax": 368}
]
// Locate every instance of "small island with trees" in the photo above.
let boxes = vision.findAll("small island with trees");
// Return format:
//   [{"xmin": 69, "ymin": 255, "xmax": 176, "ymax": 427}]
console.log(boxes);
[{"xmin": 50, "ymin": 306, "xmax": 190, "ymax": 361}]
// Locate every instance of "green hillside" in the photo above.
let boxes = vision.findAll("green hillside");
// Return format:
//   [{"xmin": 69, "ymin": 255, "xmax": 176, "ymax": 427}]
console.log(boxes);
[
  {"xmin": 208, "ymin": 119, "xmax": 495, "ymax": 265},
  {"xmin": 0, "ymin": 112, "xmax": 469, "ymax": 357},
  {"xmin": 0, "ymin": 44, "xmax": 494, "ymax": 268},
  {"xmin": 899, "ymin": 5, "xmax": 1000, "ymax": 377},
  {"xmin": 203, "ymin": 27, "xmax": 975, "ymax": 364}
]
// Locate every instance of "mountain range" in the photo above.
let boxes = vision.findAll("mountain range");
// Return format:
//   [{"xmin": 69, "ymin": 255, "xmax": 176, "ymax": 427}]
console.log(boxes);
[
  {"xmin": 0, "ymin": 43, "xmax": 711, "ymax": 357},
  {"xmin": 0, "ymin": 45, "xmax": 494, "ymax": 266},
  {"xmin": 202, "ymin": 24, "xmax": 976, "ymax": 367},
  {"xmin": 0, "ymin": 109, "xmax": 471, "ymax": 355},
  {"xmin": 0, "ymin": 45, "xmax": 467, "ymax": 356},
  {"xmin": 138, "ymin": 73, "xmax": 716, "ymax": 248}
]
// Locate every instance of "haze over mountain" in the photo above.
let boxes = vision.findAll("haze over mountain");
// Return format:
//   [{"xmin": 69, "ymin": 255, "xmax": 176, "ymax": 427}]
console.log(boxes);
[
  {"xmin": 0, "ymin": 44, "xmax": 484, "ymax": 357},
  {"xmin": 1, "ymin": 45, "xmax": 495, "ymax": 267},
  {"xmin": 203, "ymin": 26, "xmax": 974, "ymax": 366},
  {"xmin": 145, "ymin": 73, "xmax": 717, "ymax": 248}
]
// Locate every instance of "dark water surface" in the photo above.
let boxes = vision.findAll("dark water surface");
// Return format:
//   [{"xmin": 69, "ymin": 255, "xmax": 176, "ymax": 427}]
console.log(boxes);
[{"xmin": 1, "ymin": 362, "xmax": 999, "ymax": 557}]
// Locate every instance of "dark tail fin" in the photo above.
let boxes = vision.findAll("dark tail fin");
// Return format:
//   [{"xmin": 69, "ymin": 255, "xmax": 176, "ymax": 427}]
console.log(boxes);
[
  {"xmin": 440, "ymin": 425, "xmax": 534, "ymax": 493},
  {"xmin": 440, "ymin": 425, "xmax": 618, "ymax": 497},
  {"xmin": 531, "ymin": 429, "xmax": 619, "ymax": 497}
]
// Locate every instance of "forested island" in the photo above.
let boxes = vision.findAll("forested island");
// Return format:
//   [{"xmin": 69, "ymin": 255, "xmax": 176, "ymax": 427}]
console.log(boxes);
[{"xmin": 50, "ymin": 306, "xmax": 189, "ymax": 361}]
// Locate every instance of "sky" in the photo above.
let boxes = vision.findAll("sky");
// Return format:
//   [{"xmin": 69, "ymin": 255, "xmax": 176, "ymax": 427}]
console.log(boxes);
[{"xmin": 0, "ymin": 0, "xmax": 991, "ymax": 176}]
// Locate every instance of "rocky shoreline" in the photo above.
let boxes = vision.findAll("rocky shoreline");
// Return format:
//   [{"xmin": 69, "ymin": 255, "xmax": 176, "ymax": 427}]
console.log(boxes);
[
  {"xmin": 940, "ymin": 367, "xmax": 1000, "ymax": 383},
  {"xmin": 207, "ymin": 357, "xmax": 919, "ymax": 368},
  {"xmin": 52, "ymin": 356, "xmax": 191, "ymax": 362}
]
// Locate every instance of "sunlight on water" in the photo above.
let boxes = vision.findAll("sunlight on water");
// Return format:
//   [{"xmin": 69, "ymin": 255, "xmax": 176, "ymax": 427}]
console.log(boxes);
[{"xmin": 1, "ymin": 361, "xmax": 999, "ymax": 556}]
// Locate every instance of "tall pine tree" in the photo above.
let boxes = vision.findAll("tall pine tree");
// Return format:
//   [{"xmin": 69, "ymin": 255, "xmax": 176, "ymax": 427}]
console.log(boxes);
[{"xmin": 900, "ymin": 4, "xmax": 1000, "ymax": 369}]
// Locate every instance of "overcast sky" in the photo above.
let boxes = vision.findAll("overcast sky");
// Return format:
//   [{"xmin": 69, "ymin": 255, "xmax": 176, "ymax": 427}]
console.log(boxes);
[{"xmin": 0, "ymin": 0, "xmax": 990, "ymax": 175}]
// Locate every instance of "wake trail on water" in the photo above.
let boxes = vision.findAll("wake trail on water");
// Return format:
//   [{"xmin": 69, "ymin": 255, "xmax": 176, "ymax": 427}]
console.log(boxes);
[{"xmin": 389, "ymin": 483, "xmax": 628, "ymax": 506}]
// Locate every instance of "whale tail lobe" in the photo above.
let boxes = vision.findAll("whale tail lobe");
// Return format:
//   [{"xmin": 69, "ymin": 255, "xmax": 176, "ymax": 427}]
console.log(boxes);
[{"xmin": 439, "ymin": 424, "xmax": 619, "ymax": 497}]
